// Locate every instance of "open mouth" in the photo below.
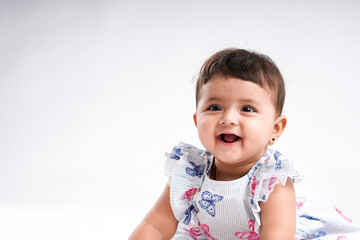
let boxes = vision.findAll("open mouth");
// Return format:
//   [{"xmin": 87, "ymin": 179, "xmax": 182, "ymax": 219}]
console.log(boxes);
[{"xmin": 219, "ymin": 133, "xmax": 240, "ymax": 143}]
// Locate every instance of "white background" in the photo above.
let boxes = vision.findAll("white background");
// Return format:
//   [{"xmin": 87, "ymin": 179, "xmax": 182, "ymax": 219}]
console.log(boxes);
[{"xmin": 1, "ymin": 1, "xmax": 360, "ymax": 239}]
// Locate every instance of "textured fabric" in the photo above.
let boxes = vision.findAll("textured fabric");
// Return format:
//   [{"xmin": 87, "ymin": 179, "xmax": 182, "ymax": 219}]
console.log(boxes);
[{"xmin": 165, "ymin": 142, "xmax": 360, "ymax": 240}]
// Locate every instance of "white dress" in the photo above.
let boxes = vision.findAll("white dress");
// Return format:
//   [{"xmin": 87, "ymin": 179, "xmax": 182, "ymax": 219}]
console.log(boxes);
[{"xmin": 164, "ymin": 142, "xmax": 360, "ymax": 240}]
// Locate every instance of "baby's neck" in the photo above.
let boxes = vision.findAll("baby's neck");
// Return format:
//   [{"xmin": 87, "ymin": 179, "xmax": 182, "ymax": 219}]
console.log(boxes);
[{"xmin": 212, "ymin": 160, "xmax": 256, "ymax": 181}]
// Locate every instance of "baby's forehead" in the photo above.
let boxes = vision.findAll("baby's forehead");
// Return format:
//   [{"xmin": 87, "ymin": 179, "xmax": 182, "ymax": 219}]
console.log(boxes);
[
  {"xmin": 202, "ymin": 77, "xmax": 272, "ymax": 98},
  {"xmin": 198, "ymin": 76, "xmax": 279, "ymax": 111},
  {"xmin": 203, "ymin": 76, "xmax": 273, "ymax": 95}
]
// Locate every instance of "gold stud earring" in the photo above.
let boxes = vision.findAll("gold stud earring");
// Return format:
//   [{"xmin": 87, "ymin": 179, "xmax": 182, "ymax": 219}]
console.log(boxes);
[{"xmin": 269, "ymin": 138, "xmax": 276, "ymax": 146}]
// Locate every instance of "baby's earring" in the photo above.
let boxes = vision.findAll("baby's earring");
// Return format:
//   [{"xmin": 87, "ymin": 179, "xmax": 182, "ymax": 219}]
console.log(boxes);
[{"xmin": 269, "ymin": 138, "xmax": 276, "ymax": 146}]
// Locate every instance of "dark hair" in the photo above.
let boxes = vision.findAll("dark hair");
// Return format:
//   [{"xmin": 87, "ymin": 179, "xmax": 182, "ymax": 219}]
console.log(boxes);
[{"xmin": 195, "ymin": 48, "xmax": 285, "ymax": 116}]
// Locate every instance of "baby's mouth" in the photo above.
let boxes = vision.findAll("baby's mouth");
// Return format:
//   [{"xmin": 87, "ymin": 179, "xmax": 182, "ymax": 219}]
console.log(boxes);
[{"xmin": 219, "ymin": 134, "xmax": 240, "ymax": 143}]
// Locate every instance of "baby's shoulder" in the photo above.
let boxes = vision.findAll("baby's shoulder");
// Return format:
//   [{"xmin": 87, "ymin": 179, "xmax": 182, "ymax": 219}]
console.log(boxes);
[
  {"xmin": 246, "ymin": 148, "xmax": 301, "ymax": 231},
  {"xmin": 164, "ymin": 142, "xmax": 212, "ymax": 184},
  {"xmin": 164, "ymin": 142, "xmax": 213, "ymax": 222}
]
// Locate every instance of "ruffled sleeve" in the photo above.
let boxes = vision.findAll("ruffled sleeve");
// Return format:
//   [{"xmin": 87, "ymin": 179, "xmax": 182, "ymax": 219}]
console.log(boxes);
[
  {"xmin": 247, "ymin": 148, "xmax": 302, "ymax": 231},
  {"xmin": 164, "ymin": 142, "xmax": 212, "ymax": 222}
]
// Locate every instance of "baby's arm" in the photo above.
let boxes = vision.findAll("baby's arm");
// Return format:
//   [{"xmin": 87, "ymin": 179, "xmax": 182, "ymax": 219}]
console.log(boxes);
[
  {"xmin": 259, "ymin": 177, "xmax": 296, "ymax": 240},
  {"xmin": 129, "ymin": 184, "xmax": 178, "ymax": 240}
]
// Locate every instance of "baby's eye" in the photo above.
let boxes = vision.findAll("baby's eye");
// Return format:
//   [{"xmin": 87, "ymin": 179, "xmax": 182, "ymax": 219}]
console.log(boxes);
[
  {"xmin": 241, "ymin": 105, "xmax": 256, "ymax": 112},
  {"xmin": 207, "ymin": 104, "xmax": 222, "ymax": 111}
]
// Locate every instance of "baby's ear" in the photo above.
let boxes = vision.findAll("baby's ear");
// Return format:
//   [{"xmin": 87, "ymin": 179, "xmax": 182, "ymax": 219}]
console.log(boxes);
[
  {"xmin": 193, "ymin": 113, "xmax": 197, "ymax": 127},
  {"xmin": 272, "ymin": 115, "xmax": 287, "ymax": 139}
]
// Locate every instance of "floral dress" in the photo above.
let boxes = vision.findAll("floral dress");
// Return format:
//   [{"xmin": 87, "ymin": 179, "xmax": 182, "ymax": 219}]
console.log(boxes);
[{"xmin": 164, "ymin": 142, "xmax": 360, "ymax": 240}]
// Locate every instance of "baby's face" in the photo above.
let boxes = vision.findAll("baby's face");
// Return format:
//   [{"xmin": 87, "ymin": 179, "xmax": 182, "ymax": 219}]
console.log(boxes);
[{"xmin": 194, "ymin": 76, "xmax": 280, "ymax": 176}]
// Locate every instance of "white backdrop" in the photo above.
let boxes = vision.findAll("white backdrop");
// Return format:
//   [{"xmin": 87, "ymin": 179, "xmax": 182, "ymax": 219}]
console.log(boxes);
[{"xmin": 1, "ymin": 1, "xmax": 360, "ymax": 239}]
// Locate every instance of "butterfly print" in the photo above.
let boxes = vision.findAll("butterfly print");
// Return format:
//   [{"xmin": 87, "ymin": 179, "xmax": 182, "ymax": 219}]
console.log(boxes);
[
  {"xmin": 300, "ymin": 214, "xmax": 321, "ymax": 221},
  {"xmin": 274, "ymin": 151, "xmax": 282, "ymax": 170},
  {"xmin": 312, "ymin": 231, "xmax": 326, "ymax": 238},
  {"xmin": 335, "ymin": 206, "xmax": 353, "ymax": 223},
  {"xmin": 198, "ymin": 191, "xmax": 223, "ymax": 217},
  {"xmin": 170, "ymin": 154, "xmax": 180, "ymax": 160},
  {"xmin": 259, "ymin": 194, "xmax": 266, "ymax": 201},
  {"xmin": 296, "ymin": 201, "xmax": 304, "ymax": 210},
  {"xmin": 182, "ymin": 188, "xmax": 198, "ymax": 201},
  {"xmin": 183, "ymin": 205, "xmax": 195, "ymax": 225},
  {"xmin": 275, "ymin": 159, "xmax": 282, "ymax": 170},
  {"xmin": 251, "ymin": 176, "xmax": 259, "ymax": 195},
  {"xmin": 186, "ymin": 221, "xmax": 217, "ymax": 240},
  {"xmin": 235, "ymin": 219, "xmax": 259, "ymax": 240},
  {"xmin": 173, "ymin": 146, "xmax": 184, "ymax": 156},
  {"xmin": 185, "ymin": 222, "xmax": 202, "ymax": 238},
  {"xmin": 186, "ymin": 161, "xmax": 205, "ymax": 178},
  {"xmin": 274, "ymin": 150, "xmax": 281, "ymax": 161},
  {"xmin": 268, "ymin": 177, "xmax": 281, "ymax": 190},
  {"xmin": 199, "ymin": 222, "xmax": 217, "ymax": 240}
]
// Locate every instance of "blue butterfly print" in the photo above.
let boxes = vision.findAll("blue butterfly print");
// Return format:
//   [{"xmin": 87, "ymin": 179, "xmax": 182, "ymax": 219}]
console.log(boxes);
[
  {"xmin": 312, "ymin": 231, "xmax": 326, "ymax": 238},
  {"xmin": 275, "ymin": 160, "xmax": 282, "ymax": 170},
  {"xmin": 300, "ymin": 214, "xmax": 321, "ymax": 221},
  {"xmin": 183, "ymin": 205, "xmax": 195, "ymax": 225},
  {"xmin": 274, "ymin": 150, "xmax": 281, "ymax": 161},
  {"xmin": 274, "ymin": 151, "xmax": 282, "ymax": 170},
  {"xmin": 247, "ymin": 162, "xmax": 260, "ymax": 182},
  {"xmin": 259, "ymin": 194, "xmax": 266, "ymax": 201},
  {"xmin": 173, "ymin": 146, "xmax": 184, "ymax": 157},
  {"xmin": 198, "ymin": 191, "xmax": 223, "ymax": 217},
  {"xmin": 170, "ymin": 154, "xmax": 180, "ymax": 160},
  {"xmin": 186, "ymin": 162, "xmax": 205, "ymax": 178}
]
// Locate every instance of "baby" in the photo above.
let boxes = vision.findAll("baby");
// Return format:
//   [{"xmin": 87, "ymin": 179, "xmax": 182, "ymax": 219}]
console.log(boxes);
[{"xmin": 130, "ymin": 48, "xmax": 360, "ymax": 239}]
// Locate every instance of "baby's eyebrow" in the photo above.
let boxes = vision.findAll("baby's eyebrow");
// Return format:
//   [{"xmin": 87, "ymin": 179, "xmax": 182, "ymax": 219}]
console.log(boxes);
[
  {"xmin": 204, "ymin": 97, "xmax": 259, "ymax": 105},
  {"xmin": 238, "ymin": 98, "xmax": 260, "ymax": 105},
  {"xmin": 205, "ymin": 97, "xmax": 222, "ymax": 102}
]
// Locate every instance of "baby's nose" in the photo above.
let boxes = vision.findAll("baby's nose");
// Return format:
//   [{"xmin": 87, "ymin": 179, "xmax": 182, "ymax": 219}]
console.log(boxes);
[{"xmin": 219, "ymin": 109, "xmax": 239, "ymax": 125}]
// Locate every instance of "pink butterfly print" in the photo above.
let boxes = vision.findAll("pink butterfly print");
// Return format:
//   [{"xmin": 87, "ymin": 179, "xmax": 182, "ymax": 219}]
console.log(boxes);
[
  {"xmin": 185, "ymin": 222, "xmax": 202, "ymax": 238},
  {"xmin": 337, "ymin": 236, "xmax": 348, "ymax": 240},
  {"xmin": 182, "ymin": 188, "xmax": 198, "ymax": 201},
  {"xmin": 296, "ymin": 201, "xmax": 304, "ymax": 210},
  {"xmin": 199, "ymin": 222, "xmax": 217, "ymax": 240},
  {"xmin": 186, "ymin": 221, "xmax": 217, "ymax": 240},
  {"xmin": 268, "ymin": 177, "xmax": 281, "ymax": 190},
  {"xmin": 251, "ymin": 176, "xmax": 259, "ymax": 195},
  {"xmin": 335, "ymin": 206, "xmax": 353, "ymax": 223},
  {"xmin": 235, "ymin": 219, "xmax": 259, "ymax": 240}
]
